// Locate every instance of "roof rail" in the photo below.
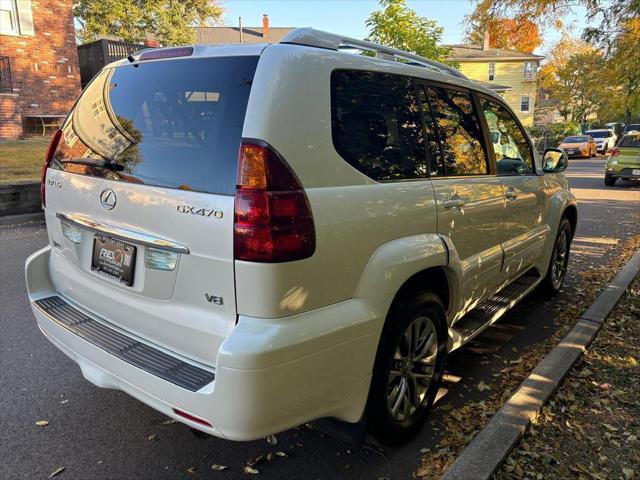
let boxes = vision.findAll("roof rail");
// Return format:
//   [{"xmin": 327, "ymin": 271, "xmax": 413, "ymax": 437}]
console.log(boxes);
[{"xmin": 280, "ymin": 28, "xmax": 468, "ymax": 80}]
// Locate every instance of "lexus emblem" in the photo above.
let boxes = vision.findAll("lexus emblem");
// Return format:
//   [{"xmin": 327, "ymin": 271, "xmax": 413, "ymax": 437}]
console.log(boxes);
[{"xmin": 99, "ymin": 189, "xmax": 117, "ymax": 210}]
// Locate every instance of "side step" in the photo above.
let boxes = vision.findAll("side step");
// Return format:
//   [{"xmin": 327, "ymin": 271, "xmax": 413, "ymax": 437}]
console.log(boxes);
[
  {"xmin": 34, "ymin": 296, "xmax": 215, "ymax": 392},
  {"xmin": 452, "ymin": 269, "xmax": 541, "ymax": 342}
]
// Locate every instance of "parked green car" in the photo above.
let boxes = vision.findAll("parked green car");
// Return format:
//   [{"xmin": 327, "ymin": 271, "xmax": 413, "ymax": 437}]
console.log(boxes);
[{"xmin": 605, "ymin": 132, "xmax": 640, "ymax": 186}]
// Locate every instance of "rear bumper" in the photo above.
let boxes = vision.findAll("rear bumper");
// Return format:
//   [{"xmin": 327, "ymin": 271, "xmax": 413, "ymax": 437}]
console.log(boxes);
[
  {"xmin": 26, "ymin": 246, "xmax": 376, "ymax": 440},
  {"xmin": 606, "ymin": 167, "xmax": 640, "ymax": 179}
]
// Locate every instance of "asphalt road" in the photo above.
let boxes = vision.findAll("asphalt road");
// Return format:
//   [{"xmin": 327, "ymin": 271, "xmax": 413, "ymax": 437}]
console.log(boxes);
[{"xmin": 1, "ymin": 157, "xmax": 638, "ymax": 480}]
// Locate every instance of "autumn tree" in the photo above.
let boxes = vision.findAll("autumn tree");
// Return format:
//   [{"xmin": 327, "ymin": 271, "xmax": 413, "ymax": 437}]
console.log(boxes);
[
  {"xmin": 365, "ymin": 0, "xmax": 451, "ymax": 62},
  {"xmin": 469, "ymin": 0, "xmax": 639, "ymax": 52},
  {"xmin": 468, "ymin": 17, "xmax": 542, "ymax": 53},
  {"xmin": 74, "ymin": 0, "xmax": 223, "ymax": 46}
]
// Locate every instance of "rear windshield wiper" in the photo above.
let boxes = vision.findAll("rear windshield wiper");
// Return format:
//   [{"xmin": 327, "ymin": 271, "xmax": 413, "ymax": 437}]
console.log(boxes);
[{"xmin": 60, "ymin": 158, "xmax": 124, "ymax": 172}]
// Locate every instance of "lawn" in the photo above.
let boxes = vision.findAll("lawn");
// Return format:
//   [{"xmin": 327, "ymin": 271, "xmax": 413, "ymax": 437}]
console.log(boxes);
[{"xmin": 0, "ymin": 137, "xmax": 51, "ymax": 183}]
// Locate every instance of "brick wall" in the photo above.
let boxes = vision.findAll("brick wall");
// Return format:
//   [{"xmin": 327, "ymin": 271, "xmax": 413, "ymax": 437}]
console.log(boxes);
[
  {"xmin": 0, "ymin": 94, "xmax": 23, "ymax": 138},
  {"xmin": 0, "ymin": 0, "xmax": 81, "ymax": 139}
]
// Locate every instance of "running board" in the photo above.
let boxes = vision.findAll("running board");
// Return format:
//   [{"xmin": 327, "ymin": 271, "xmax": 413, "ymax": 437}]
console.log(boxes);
[{"xmin": 452, "ymin": 269, "xmax": 541, "ymax": 344}]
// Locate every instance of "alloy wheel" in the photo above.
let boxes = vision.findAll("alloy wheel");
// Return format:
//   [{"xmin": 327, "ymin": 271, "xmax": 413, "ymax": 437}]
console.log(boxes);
[
  {"xmin": 386, "ymin": 315, "xmax": 438, "ymax": 422},
  {"xmin": 551, "ymin": 228, "xmax": 569, "ymax": 289}
]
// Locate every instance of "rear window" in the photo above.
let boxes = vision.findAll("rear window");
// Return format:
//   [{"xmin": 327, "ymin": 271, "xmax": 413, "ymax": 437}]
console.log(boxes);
[
  {"xmin": 619, "ymin": 135, "xmax": 640, "ymax": 148},
  {"xmin": 53, "ymin": 56, "xmax": 258, "ymax": 195}
]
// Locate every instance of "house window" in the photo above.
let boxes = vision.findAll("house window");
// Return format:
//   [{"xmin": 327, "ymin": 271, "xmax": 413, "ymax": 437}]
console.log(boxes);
[
  {"xmin": 520, "ymin": 96, "xmax": 531, "ymax": 112},
  {"xmin": 523, "ymin": 61, "xmax": 535, "ymax": 80},
  {"xmin": 91, "ymin": 100, "xmax": 105, "ymax": 117},
  {"xmin": 488, "ymin": 62, "xmax": 495, "ymax": 81},
  {"xmin": 0, "ymin": 0, "xmax": 34, "ymax": 36}
]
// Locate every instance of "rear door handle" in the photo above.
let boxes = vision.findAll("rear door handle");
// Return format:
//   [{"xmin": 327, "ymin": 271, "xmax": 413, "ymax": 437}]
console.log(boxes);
[
  {"xmin": 505, "ymin": 189, "xmax": 518, "ymax": 201},
  {"xmin": 443, "ymin": 198, "xmax": 465, "ymax": 209}
]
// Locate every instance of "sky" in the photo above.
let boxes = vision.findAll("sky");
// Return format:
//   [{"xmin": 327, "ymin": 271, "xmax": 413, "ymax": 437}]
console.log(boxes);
[{"xmin": 220, "ymin": 0, "xmax": 589, "ymax": 53}]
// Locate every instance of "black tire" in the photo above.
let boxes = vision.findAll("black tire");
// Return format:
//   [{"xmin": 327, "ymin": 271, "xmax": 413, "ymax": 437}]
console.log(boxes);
[
  {"xmin": 539, "ymin": 217, "xmax": 573, "ymax": 297},
  {"xmin": 367, "ymin": 291, "xmax": 447, "ymax": 445},
  {"xmin": 604, "ymin": 176, "xmax": 616, "ymax": 186}
]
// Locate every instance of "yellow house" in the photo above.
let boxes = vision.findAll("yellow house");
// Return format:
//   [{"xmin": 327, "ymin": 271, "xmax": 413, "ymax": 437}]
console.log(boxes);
[{"xmin": 445, "ymin": 40, "xmax": 544, "ymax": 126}]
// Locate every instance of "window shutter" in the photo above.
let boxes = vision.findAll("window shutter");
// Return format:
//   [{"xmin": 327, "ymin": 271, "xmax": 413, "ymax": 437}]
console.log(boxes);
[{"xmin": 16, "ymin": 0, "xmax": 34, "ymax": 35}]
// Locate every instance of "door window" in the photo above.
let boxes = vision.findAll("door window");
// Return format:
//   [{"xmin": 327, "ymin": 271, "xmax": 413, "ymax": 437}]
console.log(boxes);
[
  {"xmin": 422, "ymin": 86, "xmax": 489, "ymax": 176},
  {"xmin": 481, "ymin": 97, "xmax": 535, "ymax": 175},
  {"xmin": 331, "ymin": 70, "xmax": 426, "ymax": 181}
]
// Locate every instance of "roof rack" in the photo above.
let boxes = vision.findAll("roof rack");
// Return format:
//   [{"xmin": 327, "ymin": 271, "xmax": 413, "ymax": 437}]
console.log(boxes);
[{"xmin": 280, "ymin": 28, "xmax": 468, "ymax": 80}]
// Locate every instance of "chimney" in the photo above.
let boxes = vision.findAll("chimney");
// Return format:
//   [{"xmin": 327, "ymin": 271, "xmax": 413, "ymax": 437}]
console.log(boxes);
[
  {"xmin": 239, "ymin": 17, "xmax": 243, "ymax": 43},
  {"xmin": 262, "ymin": 14, "xmax": 269, "ymax": 38},
  {"xmin": 482, "ymin": 29, "xmax": 490, "ymax": 51}
]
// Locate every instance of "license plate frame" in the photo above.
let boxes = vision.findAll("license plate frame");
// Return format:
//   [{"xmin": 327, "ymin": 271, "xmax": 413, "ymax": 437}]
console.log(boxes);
[{"xmin": 91, "ymin": 235, "xmax": 137, "ymax": 286}]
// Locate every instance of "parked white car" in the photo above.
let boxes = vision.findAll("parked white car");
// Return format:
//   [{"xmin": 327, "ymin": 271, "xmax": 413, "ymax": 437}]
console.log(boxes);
[
  {"xmin": 584, "ymin": 129, "xmax": 617, "ymax": 154},
  {"xmin": 26, "ymin": 29, "xmax": 577, "ymax": 445}
]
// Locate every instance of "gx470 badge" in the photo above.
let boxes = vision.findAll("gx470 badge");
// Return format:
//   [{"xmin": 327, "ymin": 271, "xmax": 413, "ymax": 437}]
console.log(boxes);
[{"xmin": 176, "ymin": 205, "xmax": 223, "ymax": 219}]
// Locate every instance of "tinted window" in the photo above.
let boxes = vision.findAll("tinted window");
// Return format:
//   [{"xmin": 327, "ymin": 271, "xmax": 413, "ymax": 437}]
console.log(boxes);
[
  {"xmin": 564, "ymin": 136, "xmax": 588, "ymax": 143},
  {"xmin": 585, "ymin": 130, "xmax": 607, "ymax": 138},
  {"xmin": 481, "ymin": 97, "xmax": 534, "ymax": 175},
  {"xmin": 331, "ymin": 70, "xmax": 426, "ymax": 181},
  {"xmin": 619, "ymin": 135, "xmax": 640, "ymax": 148},
  {"xmin": 423, "ymin": 86, "xmax": 488, "ymax": 176},
  {"xmin": 53, "ymin": 56, "xmax": 258, "ymax": 195}
]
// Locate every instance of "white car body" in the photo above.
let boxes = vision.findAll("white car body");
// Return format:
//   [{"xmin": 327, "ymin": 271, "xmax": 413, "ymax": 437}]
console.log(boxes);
[
  {"xmin": 25, "ymin": 29, "xmax": 577, "ymax": 442},
  {"xmin": 584, "ymin": 129, "xmax": 617, "ymax": 153}
]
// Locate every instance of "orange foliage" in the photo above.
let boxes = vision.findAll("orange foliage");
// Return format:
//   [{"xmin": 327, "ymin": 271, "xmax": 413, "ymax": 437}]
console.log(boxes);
[{"xmin": 487, "ymin": 18, "xmax": 542, "ymax": 53}]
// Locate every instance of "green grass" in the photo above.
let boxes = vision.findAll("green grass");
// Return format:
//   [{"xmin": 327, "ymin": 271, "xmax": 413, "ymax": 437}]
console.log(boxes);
[{"xmin": 0, "ymin": 137, "xmax": 51, "ymax": 184}]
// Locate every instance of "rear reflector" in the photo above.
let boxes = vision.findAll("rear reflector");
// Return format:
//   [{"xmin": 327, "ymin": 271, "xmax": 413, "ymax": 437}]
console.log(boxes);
[
  {"xmin": 172, "ymin": 408, "xmax": 212, "ymax": 427},
  {"xmin": 609, "ymin": 147, "xmax": 619, "ymax": 157},
  {"xmin": 41, "ymin": 129, "xmax": 62, "ymax": 208},
  {"xmin": 234, "ymin": 140, "xmax": 315, "ymax": 263},
  {"xmin": 138, "ymin": 47, "xmax": 194, "ymax": 61}
]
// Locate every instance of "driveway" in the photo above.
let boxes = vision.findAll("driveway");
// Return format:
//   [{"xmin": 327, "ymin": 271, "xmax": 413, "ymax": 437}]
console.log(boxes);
[{"xmin": 1, "ymin": 156, "xmax": 638, "ymax": 479}]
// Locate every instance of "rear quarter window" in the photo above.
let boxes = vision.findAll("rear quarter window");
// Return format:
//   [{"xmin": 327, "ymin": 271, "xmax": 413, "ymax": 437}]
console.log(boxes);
[
  {"xmin": 53, "ymin": 56, "xmax": 258, "ymax": 195},
  {"xmin": 330, "ymin": 69, "xmax": 426, "ymax": 181}
]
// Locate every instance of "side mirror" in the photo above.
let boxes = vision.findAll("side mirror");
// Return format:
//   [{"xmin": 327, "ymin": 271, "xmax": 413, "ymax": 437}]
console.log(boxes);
[{"xmin": 542, "ymin": 148, "xmax": 568, "ymax": 173}]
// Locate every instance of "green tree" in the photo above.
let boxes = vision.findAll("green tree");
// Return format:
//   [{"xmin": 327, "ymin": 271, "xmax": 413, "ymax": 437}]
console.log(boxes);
[
  {"xmin": 74, "ymin": 0, "xmax": 223, "ymax": 45},
  {"xmin": 599, "ymin": 24, "xmax": 640, "ymax": 124},
  {"xmin": 552, "ymin": 51, "xmax": 607, "ymax": 124},
  {"xmin": 365, "ymin": 0, "xmax": 451, "ymax": 62}
]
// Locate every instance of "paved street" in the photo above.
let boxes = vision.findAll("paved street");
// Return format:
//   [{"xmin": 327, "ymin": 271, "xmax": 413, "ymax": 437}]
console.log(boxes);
[{"xmin": 1, "ymin": 157, "xmax": 638, "ymax": 480}]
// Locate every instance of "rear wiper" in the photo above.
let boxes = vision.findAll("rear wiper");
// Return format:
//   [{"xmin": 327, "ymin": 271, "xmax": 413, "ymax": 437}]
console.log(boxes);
[{"xmin": 60, "ymin": 158, "xmax": 124, "ymax": 172}]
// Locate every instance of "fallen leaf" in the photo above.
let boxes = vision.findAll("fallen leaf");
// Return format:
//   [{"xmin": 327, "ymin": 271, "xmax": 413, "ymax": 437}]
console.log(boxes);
[
  {"xmin": 36, "ymin": 420, "xmax": 50, "ymax": 427},
  {"xmin": 477, "ymin": 381, "xmax": 491, "ymax": 392},
  {"xmin": 186, "ymin": 466, "xmax": 196, "ymax": 474},
  {"xmin": 243, "ymin": 465, "xmax": 259, "ymax": 475},
  {"xmin": 49, "ymin": 467, "xmax": 64, "ymax": 478},
  {"xmin": 161, "ymin": 419, "xmax": 176, "ymax": 425},
  {"xmin": 147, "ymin": 434, "xmax": 159, "ymax": 441},
  {"xmin": 622, "ymin": 468, "xmax": 634, "ymax": 480},
  {"xmin": 266, "ymin": 434, "xmax": 278, "ymax": 445},
  {"xmin": 211, "ymin": 464, "xmax": 228, "ymax": 471},
  {"xmin": 275, "ymin": 451, "xmax": 287, "ymax": 458},
  {"xmin": 247, "ymin": 454, "xmax": 264, "ymax": 466}
]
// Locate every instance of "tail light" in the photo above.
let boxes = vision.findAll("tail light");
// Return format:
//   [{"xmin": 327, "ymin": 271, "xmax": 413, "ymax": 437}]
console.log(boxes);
[
  {"xmin": 234, "ymin": 140, "xmax": 315, "ymax": 262},
  {"xmin": 609, "ymin": 147, "xmax": 619, "ymax": 157},
  {"xmin": 41, "ymin": 129, "xmax": 62, "ymax": 208}
]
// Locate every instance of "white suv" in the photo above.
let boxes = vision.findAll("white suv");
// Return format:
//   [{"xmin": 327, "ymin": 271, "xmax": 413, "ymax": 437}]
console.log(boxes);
[{"xmin": 26, "ymin": 29, "xmax": 577, "ymax": 445}]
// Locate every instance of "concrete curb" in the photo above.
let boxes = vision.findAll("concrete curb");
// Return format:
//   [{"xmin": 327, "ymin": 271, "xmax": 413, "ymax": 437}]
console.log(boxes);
[
  {"xmin": 0, "ymin": 212, "xmax": 45, "ymax": 226},
  {"xmin": 441, "ymin": 250, "xmax": 640, "ymax": 480}
]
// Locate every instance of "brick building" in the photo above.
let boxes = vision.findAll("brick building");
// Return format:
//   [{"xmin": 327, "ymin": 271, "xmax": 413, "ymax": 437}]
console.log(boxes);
[{"xmin": 0, "ymin": 0, "xmax": 81, "ymax": 139}]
